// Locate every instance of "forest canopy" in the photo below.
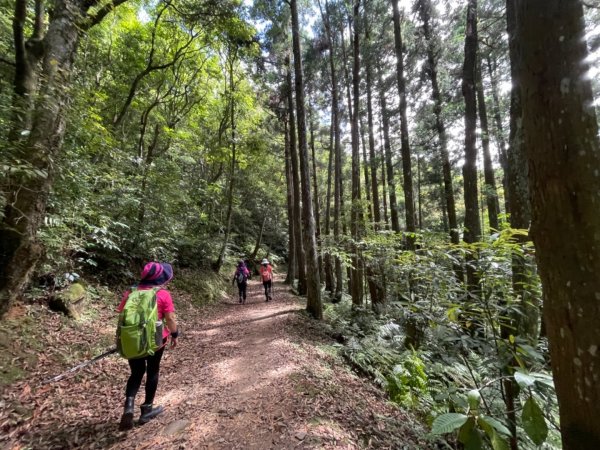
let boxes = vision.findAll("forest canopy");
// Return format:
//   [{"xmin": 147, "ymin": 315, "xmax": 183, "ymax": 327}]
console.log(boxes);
[{"xmin": 1, "ymin": 0, "xmax": 599, "ymax": 448}]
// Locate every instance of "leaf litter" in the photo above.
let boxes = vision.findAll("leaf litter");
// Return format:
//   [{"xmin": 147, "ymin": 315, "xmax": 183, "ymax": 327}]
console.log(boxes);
[{"xmin": 1, "ymin": 276, "xmax": 428, "ymax": 449}]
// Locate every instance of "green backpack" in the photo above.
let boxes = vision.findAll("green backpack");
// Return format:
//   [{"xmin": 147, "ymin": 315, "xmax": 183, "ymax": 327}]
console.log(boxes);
[{"xmin": 116, "ymin": 287, "xmax": 163, "ymax": 359}]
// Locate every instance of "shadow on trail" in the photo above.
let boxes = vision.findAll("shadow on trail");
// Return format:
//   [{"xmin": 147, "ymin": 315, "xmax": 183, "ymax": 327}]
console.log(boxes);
[{"xmin": 190, "ymin": 308, "xmax": 301, "ymax": 333}]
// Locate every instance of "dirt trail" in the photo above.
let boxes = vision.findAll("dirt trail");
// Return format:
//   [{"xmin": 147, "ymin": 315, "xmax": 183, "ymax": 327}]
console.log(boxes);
[{"xmin": 1, "ymin": 277, "xmax": 426, "ymax": 449}]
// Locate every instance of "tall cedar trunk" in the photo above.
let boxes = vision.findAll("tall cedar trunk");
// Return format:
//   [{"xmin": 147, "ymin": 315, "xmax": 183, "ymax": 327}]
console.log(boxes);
[
  {"xmin": 507, "ymin": 0, "xmax": 537, "ymax": 341},
  {"xmin": 461, "ymin": 0, "xmax": 482, "ymax": 289},
  {"xmin": 284, "ymin": 117, "xmax": 296, "ymax": 284},
  {"xmin": 363, "ymin": 9, "xmax": 383, "ymax": 308},
  {"xmin": 350, "ymin": 0, "xmax": 364, "ymax": 306},
  {"xmin": 215, "ymin": 56, "xmax": 237, "ymax": 273},
  {"xmin": 377, "ymin": 64, "xmax": 401, "ymax": 233},
  {"xmin": 502, "ymin": 2, "xmax": 533, "ymax": 447},
  {"xmin": 286, "ymin": 58, "xmax": 307, "ymax": 295},
  {"xmin": 319, "ymin": 0, "xmax": 344, "ymax": 300},
  {"xmin": 360, "ymin": 117, "xmax": 373, "ymax": 222},
  {"xmin": 323, "ymin": 120, "xmax": 335, "ymax": 294},
  {"xmin": 391, "ymin": 0, "xmax": 416, "ymax": 250},
  {"xmin": 516, "ymin": 1, "xmax": 600, "ymax": 447},
  {"xmin": 309, "ymin": 114, "xmax": 324, "ymax": 278},
  {"xmin": 418, "ymin": 0, "xmax": 459, "ymax": 244},
  {"xmin": 379, "ymin": 116, "xmax": 390, "ymax": 228},
  {"xmin": 290, "ymin": 0, "xmax": 322, "ymax": 319},
  {"xmin": 476, "ymin": 57, "xmax": 500, "ymax": 231},
  {"xmin": 486, "ymin": 55, "xmax": 510, "ymax": 215},
  {"xmin": 0, "ymin": 0, "xmax": 85, "ymax": 315},
  {"xmin": 364, "ymin": 11, "xmax": 381, "ymax": 229}
]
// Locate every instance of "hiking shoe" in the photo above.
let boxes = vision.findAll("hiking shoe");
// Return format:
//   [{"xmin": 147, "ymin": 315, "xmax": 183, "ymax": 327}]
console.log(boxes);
[
  {"xmin": 239, "ymin": 298, "xmax": 242, "ymax": 303},
  {"xmin": 119, "ymin": 397, "xmax": 135, "ymax": 431},
  {"xmin": 138, "ymin": 404, "xmax": 164, "ymax": 425}
]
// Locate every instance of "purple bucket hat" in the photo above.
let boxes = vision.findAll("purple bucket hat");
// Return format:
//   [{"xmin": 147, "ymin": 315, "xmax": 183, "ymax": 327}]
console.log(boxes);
[{"xmin": 140, "ymin": 262, "xmax": 173, "ymax": 286}]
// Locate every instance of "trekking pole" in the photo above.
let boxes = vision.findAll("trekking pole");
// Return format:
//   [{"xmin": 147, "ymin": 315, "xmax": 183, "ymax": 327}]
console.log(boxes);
[{"xmin": 42, "ymin": 347, "xmax": 117, "ymax": 384}]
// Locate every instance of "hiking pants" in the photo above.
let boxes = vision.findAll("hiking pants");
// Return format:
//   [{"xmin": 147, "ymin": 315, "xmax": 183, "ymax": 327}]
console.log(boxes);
[
  {"xmin": 237, "ymin": 282, "xmax": 247, "ymax": 301},
  {"xmin": 125, "ymin": 344, "xmax": 165, "ymax": 404},
  {"xmin": 263, "ymin": 280, "xmax": 272, "ymax": 299}
]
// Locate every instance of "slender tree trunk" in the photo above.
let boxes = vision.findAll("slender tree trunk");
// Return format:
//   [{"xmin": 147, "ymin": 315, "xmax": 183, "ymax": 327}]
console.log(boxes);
[
  {"xmin": 290, "ymin": 0, "xmax": 322, "ymax": 319},
  {"xmin": 309, "ymin": 112, "xmax": 323, "ymax": 278},
  {"xmin": 516, "ymin": 1, "xmax": 600, "ymax": 448},
  {"xmin": 379, "ymin": 117, "xmax": 390, "ymax": 228},
  {"xmin": 350, "ymin": 0, "xmax": 364, "ymax": 306},
  {"xmin": 286, "ymin": 57, "xmax": 307, "ymax": 295},
  {"xmin": 486, "ymin": 55, "xmax": 510, "ymax": 215},
  {"xmin": 461, "ymin": 0, "xmax": 482, "ymax": 289},
  {"xmin": 418, "ymin": 0, "xmax": 460, "ymax": 245},
  {"xmin": 377, "ymin": 65, "xmax": 401, "ymax": 233},
  {"xmin": 319, "ymin": 0, "xmax": 344, "ymax": 301},
  {"xmin": 250, "ymin": 217, "xmax": 267, "ymax": 263},
  {"xmin": 323, "ymin": 120, "xmax": 335, "ymax": 294},
  {"xmin": 360, "ymin": 116, "xmax": 373, "ymax": 223},
  {"xmin": 476, "ymin": 56, "xmax": 500, "ymax": 231},
  {"xmin": 215, "ymin": 56, "xmax": 237, "ymax": 273},
  {"xmin": 364, "ymin": 12, "xmax": 381, "ymax": 230},
  {"xmin": 391, "ymin": 0, "xmax": 416, "ymax": 249},
  {"xmin": 284, "ymin": 117, "xmax": 296, "ymax": 285}
]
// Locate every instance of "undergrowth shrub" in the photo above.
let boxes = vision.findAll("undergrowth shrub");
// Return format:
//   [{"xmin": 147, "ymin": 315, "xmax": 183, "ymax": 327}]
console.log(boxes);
[{"xmin": 324, "ymin": 229, "xmax": 559, "ymax": 449}]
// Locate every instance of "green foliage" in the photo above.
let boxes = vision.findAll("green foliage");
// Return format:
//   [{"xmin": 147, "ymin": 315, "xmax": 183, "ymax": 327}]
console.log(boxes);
[
  {"xmin": 323, "ymin": 228, "xmax": 557, "ymax": 449},
  {"xmin": 386, "ymin": 351, "xmax": 429, "ymax": 407}
]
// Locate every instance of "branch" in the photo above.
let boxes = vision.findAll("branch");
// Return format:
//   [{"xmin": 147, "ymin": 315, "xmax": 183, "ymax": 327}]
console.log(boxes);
[
  {"xmin": 33, "ymin": 0, "xmax": 44, "ymax": 39},
  {"xmin": 84, "ymin": 0, "xmax": 130, "ymax": 30},
  {"xmin": 0, "ymin": 56, "xmax": 16, "ymax": 67},
  {"xmin": 13, "ymin": 0, "xmax": 27, "ymax": 82}
]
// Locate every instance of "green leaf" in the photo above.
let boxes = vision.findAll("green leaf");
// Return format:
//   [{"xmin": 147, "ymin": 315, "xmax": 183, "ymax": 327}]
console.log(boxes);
[
  {"xmin": 490, "ymin": 429, "xmax": 510, "ymax": 450},
  {"xmin": 467, "ymin": 389, "xmax": 481, "ymax": 410},
  {"xmin": 522, "ymin": 397, "xmax": 548, "ymax": 445},
  {"xmin": 479, "ymin": 415, "xmax": 512, "ymax": 437},
  {"xmin": 431, "ymin": 413, "xmax": 469, "ymax": 435},
  {"xmin": 514, "ymin": 370, "xmax": 536, "ymax": 389},
  {"xmin": 458, "ymin": 417, "xmax": 476, "ymax": 444}
]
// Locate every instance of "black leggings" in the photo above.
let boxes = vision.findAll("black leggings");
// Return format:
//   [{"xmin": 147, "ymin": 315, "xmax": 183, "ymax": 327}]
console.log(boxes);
[
  {"xmin": 125, "ymin": 345, "xmax": 165, "ymax": 404},
  {"xmin": 237, "ymin": 282, "xmax": 247, "ymax": 300},
  {"xmin": 263, "ymin": 280, "xmax": 272, "ymax": 298}
]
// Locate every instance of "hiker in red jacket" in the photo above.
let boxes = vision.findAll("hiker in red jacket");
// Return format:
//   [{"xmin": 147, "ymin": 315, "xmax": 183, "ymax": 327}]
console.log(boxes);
[
  {"xmin": 260, "ymin": 258, "xmax": 273, "ymax": 301},
  {"xmin": 117, "ymin": 262, "xmax": 179, "ymax": 431}
]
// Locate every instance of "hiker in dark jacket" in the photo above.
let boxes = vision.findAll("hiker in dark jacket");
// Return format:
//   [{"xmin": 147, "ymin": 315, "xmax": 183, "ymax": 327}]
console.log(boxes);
[
  {"xmin": 232, "ymin": 260, "xmax": 250, "ymax": 304},
  {"xmin": 117, "ymin": 262, "xmax": 179, "ymax": 431}
]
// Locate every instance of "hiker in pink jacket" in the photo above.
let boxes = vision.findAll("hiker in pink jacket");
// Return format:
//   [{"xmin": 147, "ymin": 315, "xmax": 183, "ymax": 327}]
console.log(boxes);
[{"xmin": 117, "ymin": 262, "xmax": 178, "ymax": 431}]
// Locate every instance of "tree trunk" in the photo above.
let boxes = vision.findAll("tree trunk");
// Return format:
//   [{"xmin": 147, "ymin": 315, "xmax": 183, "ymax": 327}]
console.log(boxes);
[
  {"xmin": 417, "ymin": 0, "xmax": 459, "ymax": 245},
  {"xmin": 250, "ymin": 217, "xmax": 267, "ymax": 263},
  {"xmin": 476, "ymin": 56, "xmax": 500, "ymax": 231},
  {"xmin": 364, "ymin": 11, "xmax": 381, "ymax": 230},
  {"xmin": 214, "ymin": 56, "xmax": 237, "ymax": 273},
  {"xmin": 391, "ymin": 0, "xmax": 416, "ymax": 249},
  {"xmin": 323, "ymin": 120, "xmax": 335, "ymax": 294},
  {"xmin": 486, "ymin": 55, "xmax": 510, "ymax": 216},
  {"xmin": 377, "ymin": 64, "xmax": 401, "ymax": 233},
  {"xmin": 350, "ymin": 0, "xmax": 364, "ymax": 306},
  {"xmin": 319, "ymin": 0, "xmax": 344, "ymax": 301},
  {"xmin": 309, "ymin": 112, "xmax": 323, "ymax": 278},
  {"xmin": 290, "ymin": 0, "xmax": 322, "ymax": 319},
  {"xmin": 284, "ymin": 117, "xmax": 296, "ymax": 285},
  {"xmin": 461, "ymin": 0, "xmax": 482, "ymax": 291},
  {"xmin": 379, "ymin": 117, "xmax": 390, "ymax": 228},
  {"xmin": 285, "ymin": 57, "xmax": 307, "ymax": 295},
  {"xmin": 0, "ymin": 0, "xmax": 87, "ymax": 315},
  {"xmin": 516, "ymin": 1, "xmax": 600, "ymax": 448},
  {"xmin": 360, "ymin": 116, "xmax": 373, "ymax": 223}
]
